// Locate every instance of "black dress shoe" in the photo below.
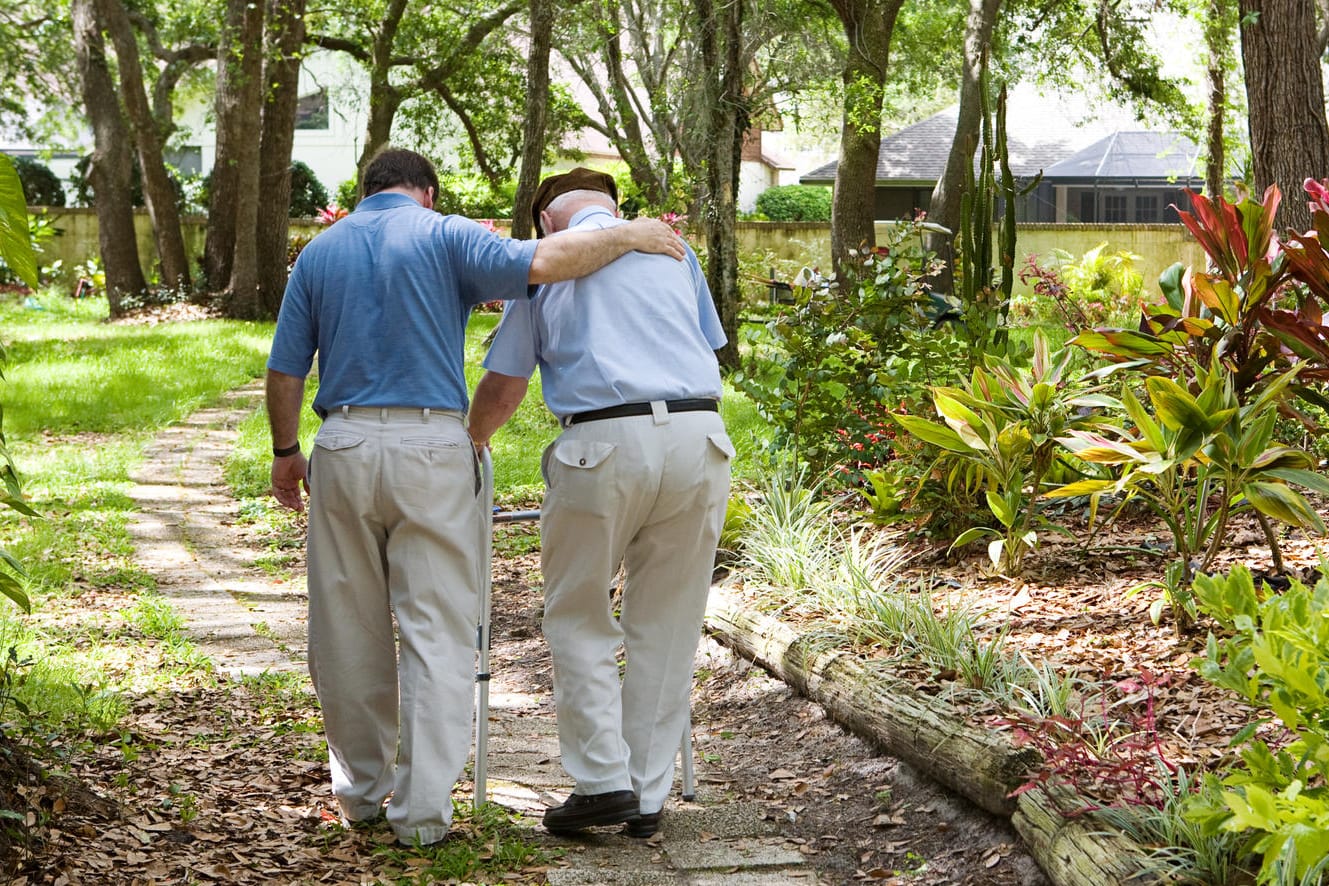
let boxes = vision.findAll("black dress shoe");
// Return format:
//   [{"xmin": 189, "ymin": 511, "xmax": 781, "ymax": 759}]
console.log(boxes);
[
  {"xmin": 624, "ymin": 811, "xmax": 661, "ymax": 838},
  {"xmin": 543, "ymin": 790, "xmax": 641, "ymax": 834}
]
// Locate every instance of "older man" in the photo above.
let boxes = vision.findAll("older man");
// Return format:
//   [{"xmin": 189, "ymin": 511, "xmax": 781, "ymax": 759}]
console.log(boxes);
[{"xmin": 468, "ymin": 168, "xmax": 733, "ymax": 839}]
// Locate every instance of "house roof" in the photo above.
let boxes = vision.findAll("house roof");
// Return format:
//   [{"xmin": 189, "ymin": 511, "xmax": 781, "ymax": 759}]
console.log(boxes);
[
  {"xmin": 1039, "ymin": 131, "xmax": 1202, "ymax": 183},
  {"xmin": 800, "ymin": 84, "xmax": 1149, "ymax": 185}
]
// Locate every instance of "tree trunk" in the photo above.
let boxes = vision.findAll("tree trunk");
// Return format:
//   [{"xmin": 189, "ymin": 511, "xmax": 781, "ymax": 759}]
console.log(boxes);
[
  {"xmin": 1203, "ymin": 0, "xmax": 1233, "ymax": 198},
  {"xmin": 98, "ymin": 0, "xmax": 191, "ymax": 290},
  {"xmin": 927, "ymin": 0, "xmax": 1000, "ymax": 293},
  {"xmin": 692, "ymin": 0, "xmax": 744, "ymax": 369},
  {"xmin": 1239, "ymin": 0, "xmax": 1329, "ymax": 232},
  {"xmin": 71, "ymin": 0, "xmax": 145, "ymax": 316},
  {"xmin": 204, "ymin": 0, "xmax": 264, "ymax": 294},
  {"xmin": 353, "ymin": 0, "xmax": 410, "ymax": 179},
  {"xmin": 829, "ymin": 0, "xmax": 903, "ymax": 278},
  {"xmin": 255, "ymin": 0, "xmax": 308, "ymax": 318},
  {"xmin": 512, "ymin": 0, "xmax": 555, "ymax": 241}
]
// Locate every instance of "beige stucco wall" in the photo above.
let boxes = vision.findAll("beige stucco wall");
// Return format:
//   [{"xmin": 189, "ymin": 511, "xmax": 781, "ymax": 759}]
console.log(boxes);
[
  {"xmin": 30, "ymin": 209, "xmax": 1203, "ymax": 299},
  {"xmin": 735, "ymin": 220, "xmax": 1206, "ymax": 296},
  {"xmin": 31, "ymin": 208, "xmax": 324, "ymax": 286}
]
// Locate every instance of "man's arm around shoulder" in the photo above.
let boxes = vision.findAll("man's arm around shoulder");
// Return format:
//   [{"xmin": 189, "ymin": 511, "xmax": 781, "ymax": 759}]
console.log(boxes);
[{"xmin": 528, "ymin": 216, "xmax": 684, "ymax": 284}]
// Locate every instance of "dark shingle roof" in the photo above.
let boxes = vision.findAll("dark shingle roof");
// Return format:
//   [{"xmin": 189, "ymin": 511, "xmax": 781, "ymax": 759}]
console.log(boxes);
[
  {"xmin": 800, "ymin": 85, "xmax": 1148, "ymax": 185},
  {"xmin": 1040, "ymin": 131, "xmax": 1202, "ymax": 183}
]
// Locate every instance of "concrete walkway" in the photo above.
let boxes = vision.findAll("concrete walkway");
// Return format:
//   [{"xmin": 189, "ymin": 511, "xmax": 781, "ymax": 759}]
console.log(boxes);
[{"xmin": 124, "ymin": 386, "xmax": 821, "ymax": 884}]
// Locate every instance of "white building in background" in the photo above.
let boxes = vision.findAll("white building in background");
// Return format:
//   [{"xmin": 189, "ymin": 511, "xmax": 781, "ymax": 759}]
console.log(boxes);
[{"xmin": 171, "ymin": 50, "xmax": 368, "ymax": 198}]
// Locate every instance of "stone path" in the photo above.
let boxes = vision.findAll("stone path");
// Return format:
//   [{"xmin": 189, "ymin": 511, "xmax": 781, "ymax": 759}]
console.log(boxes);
[{"xmin": 123, "ymin": 386, "xmax": 823, "ymax": 884}]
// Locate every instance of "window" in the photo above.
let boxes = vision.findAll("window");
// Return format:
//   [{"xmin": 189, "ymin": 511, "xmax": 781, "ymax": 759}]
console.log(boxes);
[
  {"xmin": 1134, "ymin": 195, "xmax": 1159, "ymax": 223},
  {"xmin": 1104, "ymin": 194, "xmax": 1127, "ymax": 222},
  {"xmin": 296, "ymin": 89, "xmax": 329, "ymax": 130}
]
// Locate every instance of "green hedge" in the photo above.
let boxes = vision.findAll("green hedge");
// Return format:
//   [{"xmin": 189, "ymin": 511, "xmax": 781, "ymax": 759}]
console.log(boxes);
[{"xmin": 755, "ymin": 184, "xmax": 832, "ymax": 222}]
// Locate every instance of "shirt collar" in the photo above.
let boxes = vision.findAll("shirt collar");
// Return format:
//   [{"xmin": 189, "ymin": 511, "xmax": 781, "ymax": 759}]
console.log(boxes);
[
  {"xmin": 355, "ymin": 192, "xmax": 420, "ymax": 212},
  {"xmin": 567, "ymin": 205, "xmax": 616, "ymax": 228}
]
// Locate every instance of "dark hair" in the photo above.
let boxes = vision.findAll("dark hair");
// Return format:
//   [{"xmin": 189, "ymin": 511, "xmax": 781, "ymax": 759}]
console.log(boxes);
[{"xmin": 361, "ymin": 148, "xmax": 440, "ymax": 198}]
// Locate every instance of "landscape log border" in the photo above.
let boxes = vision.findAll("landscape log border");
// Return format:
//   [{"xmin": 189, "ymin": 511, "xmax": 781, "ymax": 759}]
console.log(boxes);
[{"xmin": 704, "ymin": 588, "xmax": 1163, "ymax": 886}]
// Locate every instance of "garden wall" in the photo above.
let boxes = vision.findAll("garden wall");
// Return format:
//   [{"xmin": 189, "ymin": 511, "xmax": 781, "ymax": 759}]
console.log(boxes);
[
  {"xmin": 30, "ymin": 207, "xmax": 323, "ymax": 287},
  {"xmin": 30, "ymin": 207, "xmax": 1205, "ymax": 299},
  {"xmin": 736, "ymin": 220, "xmax": 1207, "ymax": 296}
]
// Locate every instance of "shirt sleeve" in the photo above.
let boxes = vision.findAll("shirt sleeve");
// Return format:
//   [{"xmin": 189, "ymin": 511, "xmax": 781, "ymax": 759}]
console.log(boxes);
[
  {"xmin": 482, "ymin": 296, "xmax": 540, "ymax": 379},
  {"xmin": 443, "ymin": 217, "xmax": 539, "ymax": 307},
  {"xmin": 266, "ymin": 259, "xmax": 317, "ymax": 377},
  {"xmin": 688, "ymin": 248, "xmax": 727, "ymax": 350}
]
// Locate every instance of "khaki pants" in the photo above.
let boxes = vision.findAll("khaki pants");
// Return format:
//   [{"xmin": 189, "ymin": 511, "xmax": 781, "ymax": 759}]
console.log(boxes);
[
  {"xmin": 540, "ymin": 407, "xmax": 733, "ymax": 815},
  {"xmin": 306, "ymin": 406, "xmax": 487, "ymax": 846}
]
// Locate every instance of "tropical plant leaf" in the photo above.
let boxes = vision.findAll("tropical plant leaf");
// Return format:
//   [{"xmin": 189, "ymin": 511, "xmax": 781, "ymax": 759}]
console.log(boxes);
[
  {"xmin": 1242, "ymin": 481, "xmax": 1326, "ymax": 532},
  {"xmin": 892, "ymin": 414, "xmax": 970, "ymax": 453},
  {"xmin": 0, "ymin": 569, "xmax": 29, "ymax": 614},
  {"xmin": 1264, "ymin": 467, "xmax": 1329, "ymax": 497},
  {"xmin": 0, "ymin": 154, "xmax": 37, "ymax": 291}
]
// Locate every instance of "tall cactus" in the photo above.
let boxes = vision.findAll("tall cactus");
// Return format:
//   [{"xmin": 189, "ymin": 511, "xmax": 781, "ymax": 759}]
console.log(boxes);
[{"xmin": 955, "ymin": 70, "xmax": 1037, "ymax": 364}]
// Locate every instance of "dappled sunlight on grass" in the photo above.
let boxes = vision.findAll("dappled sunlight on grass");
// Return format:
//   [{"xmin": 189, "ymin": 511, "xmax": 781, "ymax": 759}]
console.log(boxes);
[{"xmin": 4, "ymin": 323, "xmax": 270, "ymax": 437}]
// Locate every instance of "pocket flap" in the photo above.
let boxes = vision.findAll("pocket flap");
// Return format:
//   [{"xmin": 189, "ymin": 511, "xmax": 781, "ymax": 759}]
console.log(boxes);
[
  {"xmin": 707, "ymin": 432, "xmax": 736, "ymax": 459},
  {"xmin": 315, "ymin": 432, "xmax": 365, "ymax": 452},
  {"xmin": 552, "ymin": 440, "xmax": 616, "ymax": 469}
]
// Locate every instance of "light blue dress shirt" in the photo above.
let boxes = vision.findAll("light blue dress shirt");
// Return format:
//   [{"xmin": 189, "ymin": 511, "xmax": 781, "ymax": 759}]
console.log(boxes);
[
  {"xmin": 482, "ymin": 206, "xmax": 726, "ymax": 421},
  {"xmin": 268, "ymin": 191, "xmax": 538, "ymax": 417}
]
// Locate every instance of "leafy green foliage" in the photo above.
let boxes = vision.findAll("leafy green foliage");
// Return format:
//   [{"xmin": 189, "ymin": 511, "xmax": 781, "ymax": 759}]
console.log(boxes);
[
  {"xmin": 754, "ymin": 185, "xmax": 833, "ymax": 222},
  {"xmin": 732, "ymin": 221, "xmax": 954, "ymax": 483},
  {"xmin": 0, "ymin": 154, "xmax": 37, "ymax": 613},
  {"xmin": 1187, "ymin": 565, "xmax": 1329, "ymax": 883},
  {"xmin": 1050, "ymin": 360, "xmax": 1329, "ymax": 628},
  {"xmin": 894, "ymin": 332, "xmax": 1118, "ymax": 574},
  {"xmin": 1015, "ymin": 243, "xmax": 1150, "ymax": 330},
  {"xmin": 4, "ymin": 155, "xmax": 65, "ymax": 207}
]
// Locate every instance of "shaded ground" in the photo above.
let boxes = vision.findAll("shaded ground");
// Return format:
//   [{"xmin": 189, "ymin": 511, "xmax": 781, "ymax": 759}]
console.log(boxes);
[
  {"xmin": 18, "ymin": 363, "xmax": 1305, "ymax": 882},
  {"xmin": 1, "ymin": 387, "xmax": 1051, "ymax": 884}
]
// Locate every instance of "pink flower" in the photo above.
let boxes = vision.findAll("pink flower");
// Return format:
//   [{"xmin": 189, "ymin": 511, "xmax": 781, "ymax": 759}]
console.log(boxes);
[
  {"xmin": 318, "ymin": 205, "xmax": 349, "ymax": 226},
  {"xmin": 476, "ymin": 218, "xmax": 499, "ymax": 234},
  {"xmin": 1305, "ymin": 178, "xmax": 1329, "ymax": 214}
]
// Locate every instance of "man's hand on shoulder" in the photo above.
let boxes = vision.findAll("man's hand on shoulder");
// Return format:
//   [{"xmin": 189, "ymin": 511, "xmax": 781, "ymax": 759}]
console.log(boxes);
[{"xmin": 624, "ymin": 217, "xmax": 685, "ymax": 261}]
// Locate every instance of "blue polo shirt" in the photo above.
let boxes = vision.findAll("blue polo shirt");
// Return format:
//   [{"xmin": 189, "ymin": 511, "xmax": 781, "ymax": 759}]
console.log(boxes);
[
  {"xmin": 268, "ymin": 192, "xmax": 538, "ymax": 417},
  {"xmin": 483, "ymin": 206, "xmax": 725, "ymax": 421}
]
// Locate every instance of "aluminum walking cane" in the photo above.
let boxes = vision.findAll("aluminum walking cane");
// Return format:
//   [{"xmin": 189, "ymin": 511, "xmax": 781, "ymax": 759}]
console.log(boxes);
[{"xmin": 473, "ymin": 448, "xmax": 495, "ymax": 809}]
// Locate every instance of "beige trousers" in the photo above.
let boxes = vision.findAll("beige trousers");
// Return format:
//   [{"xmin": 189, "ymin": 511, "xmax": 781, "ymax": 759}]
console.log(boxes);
[
  {"xmin": 306, "ymin": 407, "xmax": 487, "ymax": 846},
  {"xmin": 540, "ymin": 407, "xmax": 733, "ymax": 815}
]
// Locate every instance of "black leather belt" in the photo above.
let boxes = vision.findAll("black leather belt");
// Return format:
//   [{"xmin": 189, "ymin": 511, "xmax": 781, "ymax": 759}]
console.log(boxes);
[{"xmin": 567, "ymin": 398, "xmax": 719, "ymax": 425}]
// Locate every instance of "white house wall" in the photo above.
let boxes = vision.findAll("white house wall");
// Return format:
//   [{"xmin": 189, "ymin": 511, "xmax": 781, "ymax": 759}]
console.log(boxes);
[{"xmin": 176, "ymin": 50, "xmax": 368, "ymax": 199}]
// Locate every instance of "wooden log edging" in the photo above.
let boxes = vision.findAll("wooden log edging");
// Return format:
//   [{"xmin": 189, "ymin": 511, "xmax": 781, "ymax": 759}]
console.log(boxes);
[{"xmin": 703, "ymin": 588, "xmax": 1161, "ymax": 886}]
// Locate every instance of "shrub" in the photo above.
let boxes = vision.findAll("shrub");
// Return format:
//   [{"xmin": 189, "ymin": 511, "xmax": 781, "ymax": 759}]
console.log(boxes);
[
  {"xmin": 754, "ymin": 185, "xmax": 832, "ymax": 222},
  {"xmin": 197, "ymin": 161, "xmax": 329, "ymax": 218},
  {"xmin": 288, "ymin": 160, "xmax": 328, "ymax": 218},
  {"xmin": 1016, "ymin": 244, "xmax": 1150, "ymax": 330},
  {"xmin": 335, "ymin": 177, "xmax": 360, "ymax": 212},
  {"xmin": 731, "ymin": 220, "xmax": 956, "ymax": 485},
  {"xmin": 6, "ymin": 155, "xmax": 65, "ymax": 207},
  {"xmin": 71, "ymin": 155, "xmax": 184, "ymax": 209},
  {"xmin": 1187, "ymin": 565, "xmax": 1329, "ymax": 883}
]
